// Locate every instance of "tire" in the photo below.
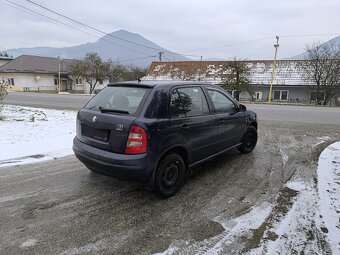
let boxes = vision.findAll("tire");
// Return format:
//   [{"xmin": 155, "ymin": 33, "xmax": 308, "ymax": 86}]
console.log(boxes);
[
  {"xmin": 154, "ymin": 153, "xmax": 185, "ymax": 198},
  {"xmin": 239, "ymin": 126, "xmax": 258, "ymax": 154}
]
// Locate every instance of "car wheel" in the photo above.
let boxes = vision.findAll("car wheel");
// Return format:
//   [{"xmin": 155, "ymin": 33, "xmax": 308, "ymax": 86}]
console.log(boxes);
[
  {"xmin": 239, "ymin": 126, "xmax": 258, "ymax": 154},
  {"xmin": 154, "ymin": 153, "xmax": 185, "ymax": 198}
]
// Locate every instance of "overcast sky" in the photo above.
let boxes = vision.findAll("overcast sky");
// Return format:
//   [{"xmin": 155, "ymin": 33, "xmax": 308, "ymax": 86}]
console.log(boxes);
[{"xmin": 0, "ymin": 0, "xmax": 339, "ymax": 60}]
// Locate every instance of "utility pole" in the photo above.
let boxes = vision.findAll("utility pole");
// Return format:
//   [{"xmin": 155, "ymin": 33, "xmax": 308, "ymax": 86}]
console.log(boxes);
[
  {"xmin": 268, "ymin": 36, "xmax": 279, "ymax": 103},
  {"xmin": 58, "ymin": 55, "xmax": 62, "ymax": 94},
  {"xmin": 158, "ymin": 52, "xmax": 163, "ymax": 61}
]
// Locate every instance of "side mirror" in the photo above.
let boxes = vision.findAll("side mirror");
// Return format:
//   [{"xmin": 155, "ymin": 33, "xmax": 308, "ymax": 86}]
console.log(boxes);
[{"xmin": 239, "ymin": 104, "xmax": 247, "ymax": 112}]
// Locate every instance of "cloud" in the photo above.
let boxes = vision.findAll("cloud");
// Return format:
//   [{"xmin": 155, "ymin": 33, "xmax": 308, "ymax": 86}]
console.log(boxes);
[{"xmin": 0, "ymin": 0, "xmax": 339, "ymax": 59}]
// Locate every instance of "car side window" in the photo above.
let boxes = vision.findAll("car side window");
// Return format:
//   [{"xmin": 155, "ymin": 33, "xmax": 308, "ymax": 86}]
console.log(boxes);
[
  {"xmin": 170, "ymin": 89, "xmax": 186, "ymax": 118},
  {"xmin": 170, "ymin": 87, "xmax": 209, "ymax": 118},
  {"xmin": 175, "ymin": 87, "xmax": 209, "ymax": 117},
  {"xmin": 207, "ymin": 89, "xmax": 237, "ymax": 114}
]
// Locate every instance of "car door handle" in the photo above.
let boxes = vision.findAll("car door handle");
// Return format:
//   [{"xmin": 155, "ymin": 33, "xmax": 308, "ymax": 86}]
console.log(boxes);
[
  {"xmin": 218, "ymin": 119, "xmax": 225, "ymax": 124},
  {"xmin": 182, "ymin": 124, "xmax": 189, "ymax": 131}
]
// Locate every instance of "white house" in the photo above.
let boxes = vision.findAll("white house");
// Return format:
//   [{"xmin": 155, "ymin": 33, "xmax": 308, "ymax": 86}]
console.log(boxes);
[
  {"xmin": 0, "ymin": 55, "xmax": 108, "ymax": 94},
  {"xmin": 144, "ymin": 60, "xmax": 340, "ymax": 104}
]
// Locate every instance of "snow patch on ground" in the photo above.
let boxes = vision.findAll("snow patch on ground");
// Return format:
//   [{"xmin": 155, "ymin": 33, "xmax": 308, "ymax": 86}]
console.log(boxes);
[
  {"xmin": 316, "ymin": 141, "xmax": 340, "ymax": 254},
  {"xmin": 0, "ymin": 105, "xmax": 77, "ymax": 167},
  {"xmin": 252, "ymin": 181, "xmax": 323, "ymax": 254},
  {"xmin": 155, "ymin": 202, "xmax": 273, "ymax": 255},
  {"xmin": 60, "ymin": 240, "xmax": 106, "ymax": 255},
  {"xmin": 286, "ymin": 180, "xmax": 309, "ymax": 191},
  {"xmin": 248, "ymin": 142, "xmax": 340, "ymax": 255},
  {"xmin": 155, "ymin": 142, "xmax": 340, "ymax": 255},
  {"xmin": 20, "ymin": 239, "xmax": 38, "ymax": 248}
]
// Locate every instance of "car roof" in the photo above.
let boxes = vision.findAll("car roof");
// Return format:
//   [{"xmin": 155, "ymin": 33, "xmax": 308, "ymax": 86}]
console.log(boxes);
[{"xmin": 108, "ymin": 80, "xmax": 215, "ymax": 88}]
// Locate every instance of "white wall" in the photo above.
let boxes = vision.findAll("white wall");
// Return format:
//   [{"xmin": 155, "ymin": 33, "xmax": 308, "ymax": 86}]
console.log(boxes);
[{"xmin": 0, "ymin": 73, "xmax": 57, "ymax": 91}]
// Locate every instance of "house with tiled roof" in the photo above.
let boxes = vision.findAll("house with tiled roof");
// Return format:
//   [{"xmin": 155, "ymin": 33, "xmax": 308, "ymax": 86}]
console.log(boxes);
[
  {"xmin": 0, "ymin": 55, "xmax": 82, "ymax": 92},
  {"xmin": 145, "ymin": 60, "xmax": 338, "ymax": 103},
  {"xmin": 0, "ymin": 55, "xmax": 108, "ymax": 93}
]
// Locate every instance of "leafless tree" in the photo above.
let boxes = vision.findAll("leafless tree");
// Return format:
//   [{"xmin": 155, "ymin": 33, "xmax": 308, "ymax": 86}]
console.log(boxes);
[
  {"xmin": 70, "ymin": 53, "xmax": 109, "ymax": 94},
  {"xmin": 124, "ymin": 65, "xmax": 148, "ymax": 81},
  {"xmin": 71, "ymin": 54, "xmax": 148, "ymax": 93},
  {"xmin": 300, "ymin": 41, "xmax": 340, "ymax": 105},
  {"xmin": 106, "ymin": 60, "xmax": 128, "ymax": 82},
  {"xmin": 220, "ymin": 58, "xmax": 253, "ymax": 101}
]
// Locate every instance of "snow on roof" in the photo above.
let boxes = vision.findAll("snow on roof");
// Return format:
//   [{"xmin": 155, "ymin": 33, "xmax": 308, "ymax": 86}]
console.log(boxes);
[{"xmin": 145, "ymin": 60, "xmax": 314, "ymax": 86}]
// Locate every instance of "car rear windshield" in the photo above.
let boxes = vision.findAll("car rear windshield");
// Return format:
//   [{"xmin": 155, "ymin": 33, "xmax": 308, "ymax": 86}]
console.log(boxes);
[{"xmin": 84, "ymin": 86, "xmax": 150, "ymax": 116}]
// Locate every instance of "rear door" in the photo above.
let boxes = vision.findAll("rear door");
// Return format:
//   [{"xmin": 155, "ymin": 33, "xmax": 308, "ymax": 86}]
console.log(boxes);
[
  {"xmin": 76, "ymin": 85, "xmax": 151, "ymax": 154},
  {"xmin": 206, "ymin": 88, "xmax": 246, "ymax": 151},
  {"xmin": 169, "ymin": 86, "xmax": 218, "ymax": 162}
]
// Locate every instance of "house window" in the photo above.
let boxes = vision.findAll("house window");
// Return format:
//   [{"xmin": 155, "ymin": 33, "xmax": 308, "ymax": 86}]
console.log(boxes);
[
  {"xmin": 273, "ymin": 90, "xmax": 289, "ymax": 100},
  {"xmin": 75, "ymin": 78, "xmax": 83, "ymax": 84},
  {"xmin": 54, "ymin": 79, "xmax": 58, "ymax": 85},
  {"xmin": 7, "ymin": 78, "xmax": 14, "ymax": 85},
  {"xmin": 98, "ymin": 79, "xmax": 103, "ymax": 85},
  {"xmin": 254, "ymin": 92, "xmax": 263, "ymax": 100}
]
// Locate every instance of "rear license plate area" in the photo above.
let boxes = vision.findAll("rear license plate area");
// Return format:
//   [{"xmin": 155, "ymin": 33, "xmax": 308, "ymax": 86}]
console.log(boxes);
[{"xmin": 81, "ymin": 124, "xmax": 110, "ymax": 142}]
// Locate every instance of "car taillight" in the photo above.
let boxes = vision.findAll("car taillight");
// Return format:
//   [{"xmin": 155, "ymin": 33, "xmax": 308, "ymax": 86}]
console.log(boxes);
[{"xmin": 125, "ymin": 126, "xmax": 147, "ymax": 154}]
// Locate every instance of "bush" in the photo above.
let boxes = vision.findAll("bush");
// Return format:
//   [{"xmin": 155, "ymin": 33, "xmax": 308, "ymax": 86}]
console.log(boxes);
[{"xmin": 0, "ymin": 83, "xmax": 8, "ymax": 107}]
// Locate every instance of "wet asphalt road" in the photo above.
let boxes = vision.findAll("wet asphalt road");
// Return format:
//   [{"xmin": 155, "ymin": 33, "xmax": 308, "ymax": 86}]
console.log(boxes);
[
  {"xmin": 1, "ymin": 120, "xmax": 340, "ymax": 254},
  {"xmin": 4, "ymin": 92, "xmax": 92, "ymax": 110}
]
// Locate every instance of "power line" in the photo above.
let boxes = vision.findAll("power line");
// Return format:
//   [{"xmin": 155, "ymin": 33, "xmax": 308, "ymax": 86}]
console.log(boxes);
[
  {"xmin": 4, "ymin": 0, "xmax": 340, "ymax": 61},
  {"xmin": 182, "ymin": 36, "xmax": 274, "ymax": 53},
  {"xmin": 118, "ymin": 55, "xmax": 158, "ymax": 63},
  {"xmin": 3, "ymin": 0, "xmax": 207, "ymax": 59},
  {"xmin": 23, "ymin": 0, "xmax": 202, "ymax": 57},
  {"xmin": 162, "ymin": 55, "xmax": 172, "ymax": 61},
  {"xmin": 172, "ymin": 33, "xmax": 339, "ymax": 55},
  {"xmin": 280, "ymin": 33, "xmax": 339, "ymax": 38},
  {"xmin": 3, "ymin": 0, "xmax": 152, "ymax": 56}
]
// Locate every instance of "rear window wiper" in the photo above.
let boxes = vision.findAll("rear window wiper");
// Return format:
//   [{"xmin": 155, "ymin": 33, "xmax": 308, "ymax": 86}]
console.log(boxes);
[{"xmin": 98, "ymin": 106, "xmax": 129, "ymax": 115}]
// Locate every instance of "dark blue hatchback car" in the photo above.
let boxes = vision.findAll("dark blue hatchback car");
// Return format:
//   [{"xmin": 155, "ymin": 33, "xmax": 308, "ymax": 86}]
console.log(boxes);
[{"xmin": 73, "ymin": 81, "xmax": 257, "ymax": 197}]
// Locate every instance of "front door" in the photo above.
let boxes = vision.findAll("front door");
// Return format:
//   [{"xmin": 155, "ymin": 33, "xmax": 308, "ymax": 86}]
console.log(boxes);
[
  {"xmin": 206, "ymin": 88, "xmax": 246, "ymax": 151},
  {"xmin": 170, "ymin": 86, "xmax": 218, "ymax": 162}
]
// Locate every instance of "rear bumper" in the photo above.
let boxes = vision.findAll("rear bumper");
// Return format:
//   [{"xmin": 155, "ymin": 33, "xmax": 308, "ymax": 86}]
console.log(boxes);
[{"xmin": 73, "ymin": 137, "xmax": 155, "ymax": 184}]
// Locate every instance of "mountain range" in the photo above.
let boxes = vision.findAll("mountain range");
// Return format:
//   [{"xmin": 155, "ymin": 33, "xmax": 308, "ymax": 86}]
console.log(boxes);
[
  {"xmin": 288, "ymin": 35, "xmax": 340, "ymax": 59},
  {"xmin": 6, "ymin": 30, "xmax": 340, "ymax": 65},
  {"xmin": 7, "ymin": 30, "xmax": 189, "ymax": 67}
]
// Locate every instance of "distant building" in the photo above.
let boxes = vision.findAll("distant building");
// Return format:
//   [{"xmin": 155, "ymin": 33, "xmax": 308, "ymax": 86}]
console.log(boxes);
[
  {"xmin": 0, "ymin": 55, "xmax": 108, "ymax": 94},
  {"xmin": 145, "ymin": 60, "xmax": 336, "ymax": 104}
]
